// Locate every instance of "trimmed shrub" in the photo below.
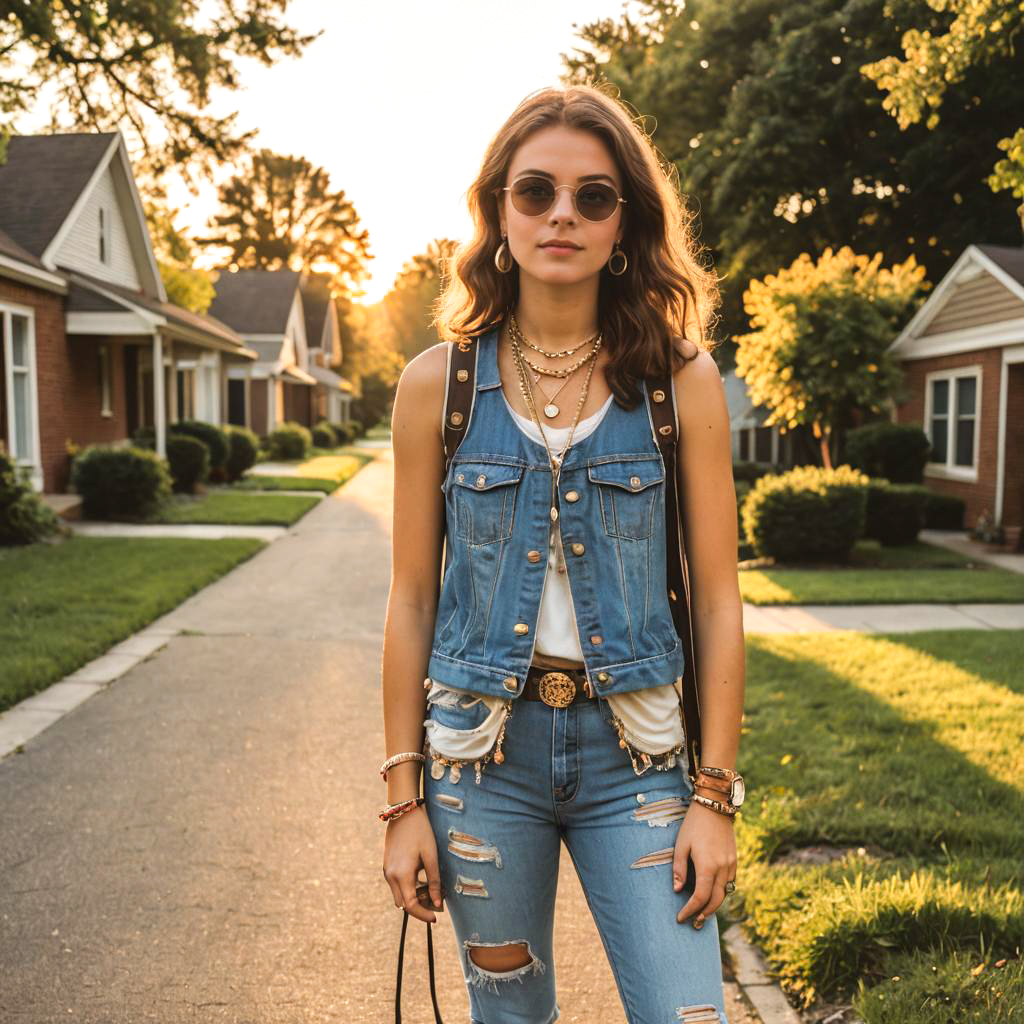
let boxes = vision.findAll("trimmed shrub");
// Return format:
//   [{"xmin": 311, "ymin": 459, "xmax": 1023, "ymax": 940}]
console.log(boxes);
[
  {"xmin": 166, "ymin": 434, "xmax": 209, "ymax": 492},
  {"xmin": 733, "ymin": 460, "xmax": 779, "ymax": 483},
  {"xmin": 741, "ymin": 464, "xmax": 870, "ymax": 563},
  {"xmin": 330, "ymin": 420, "xmax": 357, "ymax": 445},
  {"xmin": 0, "ymin": 447, "xmax": 61, "ymax": 545},
  {"xmin": 224, "ymin": 425, "xmax": 259, "ymax": 482},
  {"xmin": 924, "ymin": 491, "xmax": 966, "ymax": 530},
  {"xmin": 70, "ymin": 444, "xmax": 171, "ymax": 520},
  {"xmin": 845, "ymin": 421, "xmax": 931, "ymax": 484},
  {"xmin": 170, "ymin": 420, "xmax": 229, "ymax": 479},
  {"xmin": 864, "ymin": 480, "xmax": 929, "ymax": 546},
  {"xmin": 312, "ymin": 421, "xmax": 337, "ymax": 448},
  {"xmin": 267, "ymin": 421, "xmax": 312, "ymax": 460}
]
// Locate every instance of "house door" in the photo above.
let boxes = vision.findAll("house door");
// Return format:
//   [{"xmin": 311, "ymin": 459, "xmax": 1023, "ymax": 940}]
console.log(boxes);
[{"xmin": 227, "ymin": 378, "xmax": 247, "ymax": 426}]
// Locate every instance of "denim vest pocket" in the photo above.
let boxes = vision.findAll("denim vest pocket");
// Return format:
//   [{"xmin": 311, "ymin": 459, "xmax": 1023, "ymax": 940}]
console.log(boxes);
[
  {"xmin": 588, "ymin": 456, "xmax": 664, "ymax": 540},
  {"xmin": 426, "ymin": 684, "xmax": 494, "ymax": 732},
  {"xmin": 451, "ymin": 460, "xmax": 524, "ymax": 545}
]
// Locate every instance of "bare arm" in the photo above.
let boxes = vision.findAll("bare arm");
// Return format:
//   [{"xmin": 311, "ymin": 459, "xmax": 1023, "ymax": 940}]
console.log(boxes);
[
  {"xmin": 670, "ymin": 345, "xmax": 745, "ymax": 926},
  {"xmin": 380, "ymin": 341, "xmax": 449, "ymax": 922}
]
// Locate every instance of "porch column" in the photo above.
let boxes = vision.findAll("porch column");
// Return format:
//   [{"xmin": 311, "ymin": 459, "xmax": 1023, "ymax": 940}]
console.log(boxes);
[
  {"xmin": 167, "ymin": 338, "xmax": 177, "ymax": 425},
  {"xmin": 152, "ymin": 332, "xmax": 166, "ymax": 457}
]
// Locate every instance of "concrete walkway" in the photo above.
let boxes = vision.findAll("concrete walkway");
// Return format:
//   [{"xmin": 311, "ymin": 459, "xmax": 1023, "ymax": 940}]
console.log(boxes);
[
  {"xmin": 0, "ymin": 447, "xmax": 761, "ymax": 1024},
  {"xmin": 920, "ymin": 527, "xmax": 1024, "ymax": 574}
]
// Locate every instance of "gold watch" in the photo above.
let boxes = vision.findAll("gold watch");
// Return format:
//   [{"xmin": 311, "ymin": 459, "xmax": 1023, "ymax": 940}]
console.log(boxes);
[{"xmin": 696, "ymin": 765, "xmax": 745, "ymax": 808}]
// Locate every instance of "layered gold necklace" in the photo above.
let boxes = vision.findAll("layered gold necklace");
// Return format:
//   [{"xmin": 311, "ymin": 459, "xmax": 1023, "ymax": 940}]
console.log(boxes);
[{"xmin": 506, "ymin": 309, "xmax": 603, "ymax": 525}]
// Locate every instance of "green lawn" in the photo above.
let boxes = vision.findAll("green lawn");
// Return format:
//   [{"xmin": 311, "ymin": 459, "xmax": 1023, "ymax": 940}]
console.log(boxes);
[
  {"xmin": 222, "ymin": 475, "xmax": 341, "ymax": 493},
  {"xmin": 152, "ymin": 492, "xmax": 320, "ymax": 526},
  {"xmin": 0, "ymin": 536, "xmax": 265, "ymax": 710},
  {"xmin": 740, "ymin": 540, "xmax": 1024, "ymax": 604},
  {"xmin": 727, "ymin": 630, "xmax": 1024, "ymax": 1023}
]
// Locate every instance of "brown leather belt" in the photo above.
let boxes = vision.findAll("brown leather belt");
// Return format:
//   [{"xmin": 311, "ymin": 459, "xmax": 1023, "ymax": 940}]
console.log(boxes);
[{"xmin": 522, "ymin": 663, "xmax": 595, "ymax": 707}]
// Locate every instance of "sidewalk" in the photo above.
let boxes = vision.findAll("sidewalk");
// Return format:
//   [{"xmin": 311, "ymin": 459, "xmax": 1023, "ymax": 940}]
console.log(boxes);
[{"xmin": 0, "ymin": 447, "xmax": 776, "ymax": 1024}]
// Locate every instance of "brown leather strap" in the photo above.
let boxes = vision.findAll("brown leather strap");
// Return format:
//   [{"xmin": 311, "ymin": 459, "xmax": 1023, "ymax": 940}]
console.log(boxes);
[{"xmin": 647, "ymin": 376, "xmax": 702, "ymax": 783}]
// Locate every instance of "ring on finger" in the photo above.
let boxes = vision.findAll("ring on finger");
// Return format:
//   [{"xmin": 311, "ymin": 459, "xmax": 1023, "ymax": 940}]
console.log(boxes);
[
  {"xmin": 693, "ymin": 913, "xmax": 705, "ymax": 929},
  {"xmin": 724, "ymin": 879, "xmax": 736, "ymax": 895}
]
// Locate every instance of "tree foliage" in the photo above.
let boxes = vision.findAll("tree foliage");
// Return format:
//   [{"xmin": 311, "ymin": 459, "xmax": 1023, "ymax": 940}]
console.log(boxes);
[
  {"xmin": 144, "ymin": 198, "xmax": 218, "ymax": 313},
  {"xmin": 383, "ymin": 238, "xmax": 459, "ymax": 362},
  {"xmin": 860, "ymin": 0, "xmax": 1024, "ymax": 206},
  {"xmin": 562, "ymin": 0, "xmax": 1022, "ymax": 350},
  {"xmin": 0, "ymin": 0, "xmax": 317, "ymax": 191},
  {"xmin": 200, "ymin": 148, "xmax": 372, "ymax": 297},
  {"xmin": 734, "ymin": 246, "xmax": 927, "ymax": 468}
]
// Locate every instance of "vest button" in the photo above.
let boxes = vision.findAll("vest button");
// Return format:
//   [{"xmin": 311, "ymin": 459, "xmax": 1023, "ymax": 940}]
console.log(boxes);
[
  {"xmin": 502, "ymin": 676, "xmax": 517, "ymax": 691},
  {"xmin": 630, "ymin": 475, "xmax": 641, "ymax": 488},
  {"xmin": 514, "ymin": 622, "xmax": 530, "ymax": 635},
  {"xmin": 564, "ymin": 490, "xmax": 579, "ymax": 502},
  {"xmin": 597, "ymin": 671, "xmax": 610, "ymax": 682},
  {"xmin": 527, "ymin": 549, "xmax": 542, "ymax": 562},
  {"xmin": 456, "ymin": 473, "xmax": 464, "ymax": 482},
  {"xmin": 570, "ymin": 542, "xmax": 585, "ymax": 555},
  {"xmin": 590, "ymin": 635, "xmax": 603, "ymax": 645},
  {"xmin": 475, "ymin": 474, "xmax": 486, "ymax": 487}
]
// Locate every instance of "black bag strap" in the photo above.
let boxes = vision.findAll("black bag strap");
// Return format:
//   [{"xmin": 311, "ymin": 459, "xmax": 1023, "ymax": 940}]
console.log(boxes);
[
  {"xmin": 646, "ymin": 375, "xmax": 702, "ymax": 783},
  {"xmin": 395, "ymin": 910, "xmax": 444, "ymax": 1024}
]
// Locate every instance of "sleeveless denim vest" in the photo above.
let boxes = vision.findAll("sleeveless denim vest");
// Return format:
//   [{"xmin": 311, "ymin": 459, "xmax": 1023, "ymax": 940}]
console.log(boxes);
[{"xmin": 427, "ymin": 324, "xmax": 686, "ymax": 700}]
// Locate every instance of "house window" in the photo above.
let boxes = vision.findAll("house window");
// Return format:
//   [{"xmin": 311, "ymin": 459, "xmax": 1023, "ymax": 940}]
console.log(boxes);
[
  {"xmin": 98, "ymin": 343, "xmax": 113, "ymax": 416},
  {"xmin": 2, "ymin": 307, "xmax": 37, "ymax": 465},
  {"xmin": 98, "ymin": 206, "xmax": 111, "ymax": 263},
  {"xmin": 925, "ymin": 366, "xmax": 980, "ymax": 477},
  {"xmin": 737, "ymin": 429, "xmax": 750, "ymax": 461},
  {"xmin": 227, "ymin": 377, "xmax": 247, "ymax": 426},
  {"xmin": 754, "ymin": 426, "xmax": 773, "ymax": 463}
]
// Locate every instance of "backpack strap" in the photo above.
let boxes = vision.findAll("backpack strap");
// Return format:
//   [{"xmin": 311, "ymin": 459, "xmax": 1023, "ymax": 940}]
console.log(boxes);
[
  {"xmin": 441, "ymin": 337, "xmax": 479, "ymax": 478},
  {"xmin": 438, "ymin": 338, "xmax": 479, "ymax": 579},
  {"xmin": 647, "ymin": 374, "xmax": 702, "ymax": 784}
]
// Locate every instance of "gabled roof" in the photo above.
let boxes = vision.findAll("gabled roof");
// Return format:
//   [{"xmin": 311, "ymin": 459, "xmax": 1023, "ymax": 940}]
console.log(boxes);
[
  {"xmin": 0, "ymin": 133, "xmax": 116, "ymax": 259},
  {"xmin": 207, "ymin": 268, "xmax": 302, "ymax": 335},
  {"xmin": 300, "ymin": 272, "xmax": 333, "ymax": 348},
  {"xmin": 888, "ymin": 243, "xmax": 1024, "ymax": 360}
]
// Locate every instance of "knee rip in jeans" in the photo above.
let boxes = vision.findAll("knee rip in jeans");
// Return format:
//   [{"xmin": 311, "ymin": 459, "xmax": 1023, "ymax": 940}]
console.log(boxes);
[
  {"xmin": 676, "ymin": 1005, "xmax": 721, "ymax": 1022},
  {"xmin": 462, "ymin": 934, "xmax": 546, "ymax": 993}
]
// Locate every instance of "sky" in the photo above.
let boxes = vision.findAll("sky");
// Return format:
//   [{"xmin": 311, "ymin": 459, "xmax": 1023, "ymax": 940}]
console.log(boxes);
[{"xmin": 164, "ymin": 0, "xmax": 643, "ymax": 305}]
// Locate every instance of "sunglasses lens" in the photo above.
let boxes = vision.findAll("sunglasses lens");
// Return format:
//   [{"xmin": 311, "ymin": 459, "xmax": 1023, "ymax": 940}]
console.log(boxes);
[
  {"xmin": 510, "ymin": 177, "xmax": 555, "ymax": 216},
  {"xmin": 576, "ymin": 183, "xmax": 618, "ymax": 221}
]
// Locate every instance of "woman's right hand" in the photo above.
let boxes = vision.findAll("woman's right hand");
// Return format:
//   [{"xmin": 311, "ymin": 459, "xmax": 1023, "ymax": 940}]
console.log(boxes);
[{"xmin": 383, "ymin": 807, "xmax": 444, "ymax": 923}]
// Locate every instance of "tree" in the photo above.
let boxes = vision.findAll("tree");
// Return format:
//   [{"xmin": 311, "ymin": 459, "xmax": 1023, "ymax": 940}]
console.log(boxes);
[
  {"xmin": 734, "ymin": 246, "xmax": 927, "ymax": 469},
  {"xmin": 199, "ymin": 148, "xmax": 372, "ymax": 297},
  {"xmin": 562, "ymin": 0, "xmax": 1022, "ymax": 352},
  {"xmin": 382, "ymin": 238, "xmax": 460, "ymax": 362},
  {"xmin": 144, "ymin": 199, "xmax": 218, "ymax": 314},
  {"xmin": 0, "ymin": 1, "xmax": 317, "ymax": 192},
  {"xmin": 860, "ymin": 0, "xmax": 1024, "ymax": 217}
]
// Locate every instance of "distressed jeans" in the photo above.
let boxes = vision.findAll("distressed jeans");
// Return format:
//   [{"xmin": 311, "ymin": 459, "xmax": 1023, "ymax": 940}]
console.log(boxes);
[{"xmin": 422, "ymin": 688, "xmax": 729, "ymax": 1024}]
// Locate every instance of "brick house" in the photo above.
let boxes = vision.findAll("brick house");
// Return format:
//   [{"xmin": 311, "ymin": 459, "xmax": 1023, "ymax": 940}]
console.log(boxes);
[
  {"xmin": 0, "ymin": 131, "xmax": 258, "ymax": 493},
  {"xmin": 888, "ymin": 243, "xmax": 1024, "ymax": 549},
  {"xmin": 208, "ymin": 268, "xmax": 352, "ymax": 435}
]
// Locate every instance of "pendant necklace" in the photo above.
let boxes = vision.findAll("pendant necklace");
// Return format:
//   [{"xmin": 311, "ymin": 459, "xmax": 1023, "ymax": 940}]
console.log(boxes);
[{"xmin": 506, "ymin": 318, "xmax": 603, "ymax": 527}]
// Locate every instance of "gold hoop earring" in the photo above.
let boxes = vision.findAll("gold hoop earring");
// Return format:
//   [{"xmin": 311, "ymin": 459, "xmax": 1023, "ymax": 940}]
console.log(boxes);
[
  {"xmin": 494, "ymin": 236, "xmax": 513, "ymax": 273},
  {"xmin": 607, "ymin": 243, "xmax": 627, "ymax": 276}
]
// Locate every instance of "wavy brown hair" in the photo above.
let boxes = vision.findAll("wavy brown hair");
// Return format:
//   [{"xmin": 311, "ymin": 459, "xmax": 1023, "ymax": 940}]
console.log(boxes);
[{"xmin": 432, "ymin": 81, "xmax": 723, "ymax": 407}]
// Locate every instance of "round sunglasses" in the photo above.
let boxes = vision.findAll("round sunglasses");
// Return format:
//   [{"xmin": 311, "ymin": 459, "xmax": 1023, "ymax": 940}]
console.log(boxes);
[{"xmin": 495, "ymin": 176, "xmax": 627, "ymax": 223}]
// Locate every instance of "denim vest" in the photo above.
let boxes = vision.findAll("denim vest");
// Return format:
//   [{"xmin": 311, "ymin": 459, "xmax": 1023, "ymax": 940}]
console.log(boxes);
[{"xmin": 427, "ymin": 324, "xmax": 686, "ymax": 700}]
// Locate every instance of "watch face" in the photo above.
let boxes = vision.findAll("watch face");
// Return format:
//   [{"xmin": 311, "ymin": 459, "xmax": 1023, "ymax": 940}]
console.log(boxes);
[{"xmin": 731, "ymin": 777, "xmax": 745, "ymax": 807}]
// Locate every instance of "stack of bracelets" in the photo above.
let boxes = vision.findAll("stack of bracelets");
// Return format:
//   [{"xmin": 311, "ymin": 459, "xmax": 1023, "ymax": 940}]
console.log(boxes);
[
  {"xmin": 379, "ymin": 750, "xmax": 427, "ymax": 822},
  {"xmin": 691, "ymin": 766, "xmax": 743, "ymax": 818}
]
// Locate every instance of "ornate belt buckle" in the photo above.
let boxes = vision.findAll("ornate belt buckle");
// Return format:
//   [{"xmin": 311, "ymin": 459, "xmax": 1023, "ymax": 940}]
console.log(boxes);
[{"xmin": 538, "ymin": 671, "xmax": 576, "ymax": 708}]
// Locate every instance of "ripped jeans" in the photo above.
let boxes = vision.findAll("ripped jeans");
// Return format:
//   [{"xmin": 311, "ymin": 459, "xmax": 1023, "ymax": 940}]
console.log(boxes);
[{"xmin": 422, "ymin": 684, "xmax": 729, "ymax": 1024}]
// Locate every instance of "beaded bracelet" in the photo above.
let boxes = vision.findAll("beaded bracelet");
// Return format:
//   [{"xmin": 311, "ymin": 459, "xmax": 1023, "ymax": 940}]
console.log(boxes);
[
  {"xmin": 691, "ymin": 792, "xmax": 738, "ymax": 818},
  {"xmin": 379, "ymin": 751, "xmax": 425, "ymax": 779},
  {"xmin": 379, "ymin": 796, "xmax": 425, "ymax": 823}
]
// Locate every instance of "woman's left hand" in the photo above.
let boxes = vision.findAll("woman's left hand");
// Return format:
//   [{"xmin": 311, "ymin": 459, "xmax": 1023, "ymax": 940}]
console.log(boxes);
[{"xmin": 673, "ymin": 801, "xmax": 737, "ymax": 926}]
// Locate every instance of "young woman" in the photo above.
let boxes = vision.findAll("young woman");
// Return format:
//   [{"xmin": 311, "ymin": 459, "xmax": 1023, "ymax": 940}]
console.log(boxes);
[{"xmin": 380, "ymin": 83, "xmax": 745, "ymax": 1024}]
